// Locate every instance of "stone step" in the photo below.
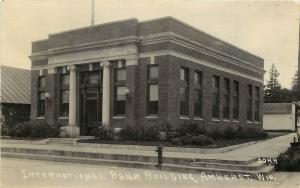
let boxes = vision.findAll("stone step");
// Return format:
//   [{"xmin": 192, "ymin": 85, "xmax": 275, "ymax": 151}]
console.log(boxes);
[
  {"xmin": 1, "ymin": 152, "xmax": 157, "ymax": 170},
  {"xmin": 1, "ymin": 147, "xmax": 260, "ymax": 167},
  {"xmin": 190, "ymin": 161, "xmax": 266, "ymax": 171},
  {"xmin": 1, "ymin": 147, "xmax": 158, "ymax": 163},
  {"xmin": 162, "ymin": 164, "xmax": 275, "ymax": 180},
  {"xmin": 193, "ymin": 158, "xmax": 257, "ymax": 165},
  {"xmin": 47, "ymin": 138, "xmax": 79, "ymax": 146},
  {"xmin": 1, "ymin": 152, "xmax": 275, "ymax": 181}
]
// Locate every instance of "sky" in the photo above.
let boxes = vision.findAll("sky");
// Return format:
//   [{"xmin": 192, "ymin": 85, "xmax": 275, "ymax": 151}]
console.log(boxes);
[{"xmin": 0, "ymin": 0, "xmax": 299, "ymax": 88}]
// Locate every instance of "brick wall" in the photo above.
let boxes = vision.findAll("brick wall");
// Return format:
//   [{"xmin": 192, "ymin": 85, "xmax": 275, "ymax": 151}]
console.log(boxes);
[{"xmin": 159, "ymin": 55, "xmax": 264, "ymax": 132}]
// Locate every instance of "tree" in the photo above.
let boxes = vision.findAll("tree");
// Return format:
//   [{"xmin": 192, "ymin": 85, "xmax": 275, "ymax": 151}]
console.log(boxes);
[
  {"xmin": 291, "ymin": 70, "xmax": 300, "ymax": 100},
  {"xmin": 264, "ymin": 64, "xmax": 282, "ymax": 102}
]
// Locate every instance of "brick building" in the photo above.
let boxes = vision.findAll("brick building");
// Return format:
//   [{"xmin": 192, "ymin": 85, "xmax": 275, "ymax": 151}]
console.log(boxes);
[{"xmin": 30, "ymin": 17, "xmax": 265, "ymax": 137}]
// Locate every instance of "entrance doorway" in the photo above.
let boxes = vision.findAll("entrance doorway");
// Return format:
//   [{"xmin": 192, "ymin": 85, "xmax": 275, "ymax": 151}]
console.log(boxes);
[{"xmin": 80, "ymin": 69, "xmax": 103, "ymax": 135}]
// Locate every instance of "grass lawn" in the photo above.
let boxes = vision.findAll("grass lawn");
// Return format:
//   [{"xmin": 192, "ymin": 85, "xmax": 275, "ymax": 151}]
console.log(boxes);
[{"xmin": 77, "ymin": 132, "xmax": 286, "ymax": 148}]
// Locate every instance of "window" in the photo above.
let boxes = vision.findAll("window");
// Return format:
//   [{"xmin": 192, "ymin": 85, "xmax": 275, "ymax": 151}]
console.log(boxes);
[
  {"xmin": 212, "ymin": 75, "xmax": 220, "ymax": 119},
  {"xmin": 194, "ymin": 89, "xmax": 202, "ymax": 117},
  {"xmin": 59, "ymin": 69, "xmax": 70, "ymax": 116},
  {"xmin": 255, "ymin": 86, "xmax": 260, "ymax": 122},
  {"xmin": 223, "ymin": 78, "xmax": 230, "ymax": 120},
  {"xmin": 247, "ymin": 84, "xmax": 253, "ymax": 121},
  {"xmin": 180, "ymin": 87, "xmax": 189, "ymax": 116},
  {"xmin": 38, "ymin": 92, "xmax": 45, "ymax": 116},
  {"xmin": 115, "ymin": 60, "xmax": 126, "ymax": 82},
  {"xmin": 147, "ymin": 65, "xmax": 159, "ymax": 115},
  {"xmin": 88, "ymin": 71, "xmax": 101, "ymax": 84},
  {"xmin": 60, "ymin": 90, "xmax": 69, "ymax": 117},
  {"xmin": 233, "ymin": 81, "xmax": 239, "ymax": 120},
  {"xmin": 148, "ymin": 65, "xmax": 159, "ymax": 79},
  {"xmin": 37, "ymin": 75, "xmax": 45, "ymax": 116},
  {"xmin": 194, "ymin": 71, "xmax": 202, "ymax": 85},
  {"xmin": 180, "ymin": 68, "xmax": 188, "ymax": 81},
  {"xmin": 38, "ymin": 76, "xmax": 45, "ymax": 88},
  {"xmin": 116, "ymin": 68, "xmax": 126, "ymax": 81},
  {"xmin": 114, "ymin": 86, "xmax": 126, "ymax": 115},
  {"xmin": 61, "ymin": 74, "xmax": 70, "ymax": 86},
  {"xmin": 148, "ymin": 84, "xmax": 158, "ymax": 115},
  {"xmin": 194, "ymin": 71, "xmax": 202, "ymax": 118},
  {"xmin": 180, "ymin": 68, "xmax": 189, "ymax": 116},
  {"xmin": 114, "ymin": 60, "xmax": 126, "ymax": 116}
]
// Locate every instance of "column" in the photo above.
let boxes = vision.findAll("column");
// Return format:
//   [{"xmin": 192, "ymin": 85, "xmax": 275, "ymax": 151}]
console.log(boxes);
[
  {"xmin": 68, "ymin": 65, "xmax": 77, "ymax": 125},
  {"xmin": 60, "ymin": 65, "xmax": 79, "ymax": 137},
  {"xmin": 102, "ymin": 61, "xmax": 110, "ymax": 127}
]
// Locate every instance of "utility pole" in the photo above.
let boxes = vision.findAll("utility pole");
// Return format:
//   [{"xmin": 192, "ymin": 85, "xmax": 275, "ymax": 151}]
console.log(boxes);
[
  {"xmin": 91, "ymin": 0, "xmax": 95, "ymax": 26},
  {"xmin": 297, "ymin": 17, "xmax": 300, "ymax": 97}
]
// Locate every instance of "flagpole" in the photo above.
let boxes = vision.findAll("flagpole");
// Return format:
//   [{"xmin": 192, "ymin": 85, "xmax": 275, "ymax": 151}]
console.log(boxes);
[{"xmin": 91, "ymin": 0, "xmax": 95, "ymax": 26}]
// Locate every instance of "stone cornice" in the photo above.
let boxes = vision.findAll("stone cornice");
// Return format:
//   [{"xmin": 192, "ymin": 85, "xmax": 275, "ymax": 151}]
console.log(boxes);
[
  {"xmin": 30, "ymin": 31, "xmax": 265, "ymax": 76},
  {"xmin": 30, "ymin": 36, "xmax": 139, "ymax": 60},
  {"xmin": 140, "ymin": 32, "xmax": 265, "ymax": 74},
  {"xmin": 139, "ymin": 50, "xmax": 264, "ymax": 83}
]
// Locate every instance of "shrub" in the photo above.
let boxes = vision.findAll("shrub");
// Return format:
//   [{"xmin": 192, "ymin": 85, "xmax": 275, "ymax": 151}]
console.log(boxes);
[
  {"xmin": 241, "ymin": 128, "xmax": 268, "ymax": 139},
  {"xmin": 93, "ymin": 127, "xmax": 114, "ymax": 140},
  {"xmin": 171, "ymin": 137, "xmax": 182, "ymax": 145},
  {"xmin": 1, "ymin": 103, "xmax": 30, "ymax": 136},
  {"xmin": 119, "ymin": 126, "xmax": 139, "ymax": 141},
  {"xmin": 118, "ymin": 126, "xmax": 160, "ymax": 142},
  {"xmin": 192, "ymin": 135, "xmax": 214, "ymax": 146},
  {"xmin": 175, "ymin": 123, "xmax": 207, "ymax": 137},
  {"xmin": 207, "ymin": 127, "xmax": 223, "ymax": 140},
  {"xmin": 223, "ymin": 127, "xmax": 236, "ymax": 139},
  {"xmin": 142, "ymin": 126, "xmax": 159, "ymax": 142},
  {"xmin": 159, "ymin": 119, "xmax": 172, "ymax": 132},
  {"xmin": 8, "ymin": 120, "xmax": 60, "ymax": 138},
  {"xmin": 9, "ymin": 122, "xmax": 32, "ymax": 138},
  {"xmin": 181, "ymin": 133, "xmax": 193, "ymax": 145},
  {"xmin": 275, "ymin": 148, "xmax": 300, "ymax": 171}
]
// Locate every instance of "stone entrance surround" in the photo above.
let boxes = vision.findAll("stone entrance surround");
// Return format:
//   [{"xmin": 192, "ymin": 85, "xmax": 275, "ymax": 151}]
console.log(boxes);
[
  {"xmin": 59, "ymin": 61, "xmax": 136, "ymax": 137},
  {"xmin": 61, "ymin": 61, "xmax": 111, "ymax": 137},
  {"xmin": 41, "ymin": 44, "xmax": 138, "ymax": 137}
]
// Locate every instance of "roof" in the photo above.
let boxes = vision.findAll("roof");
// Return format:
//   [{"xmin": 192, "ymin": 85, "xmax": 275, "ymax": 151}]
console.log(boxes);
[
  {"xmin": 31, "ymin": 17, "xmax": 263, "ymax": 68},
  {"xmin": 0, "ymin": 65, "xmax": 31, "ymax": 104},
  {"xmin": 263, "ymin": 103, "xmax": 292, "ymax": 114}
]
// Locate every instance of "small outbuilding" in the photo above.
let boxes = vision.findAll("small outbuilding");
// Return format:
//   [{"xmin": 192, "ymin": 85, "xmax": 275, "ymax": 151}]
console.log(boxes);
[
  {"xmin": 0, "ymin": 65, "xmax": 31, "ymax": 134},
  {"xmin": 263, "ymin": 103, "xmax": 296, "ymax": 132}
]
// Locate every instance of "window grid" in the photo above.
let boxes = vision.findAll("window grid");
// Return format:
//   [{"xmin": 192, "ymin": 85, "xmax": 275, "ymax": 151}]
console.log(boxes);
[
  {"xmin": 223, "ymin": 78, "xmax": 230, "ymax": 120},
  {"xmin": 59, "ymin": 70, "xmax": 70, "ymax": 117},
  {"xmin": 147, "ymin": 64, "xmax": 159, "ymax": 115},
  {"xmin": 233, "ymin": 81, "xmax": 239, "ymax": 120},
  {"xmin": 212, "ymin": 75, "xmax": 220, "ymax": 119},
  {"xmin": 114, "ymin": 60, "xmax": 126, "ymax": 116},
  {"xmin": 254, "ymin": 86, "xmax": 260, "ymax": 122},
  {"xmin": 37, "ymin": 75, "xmax": 46, "ymax": 116},
  {"xmin": 180, "ymin": 68, "xmax": 189, "ymax": 116},
  {"xmin": 194, "ymin": 71, "xmax": 203, "ymax": 118},
  {"xmin": 247, "ymin": 84, "xmax": 253, "ymax": 121}
]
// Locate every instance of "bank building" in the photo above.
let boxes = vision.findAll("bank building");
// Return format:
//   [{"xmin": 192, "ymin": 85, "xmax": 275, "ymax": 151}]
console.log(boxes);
[{"xmin": 30, "ymin": 17, "xmax": 265, "ymax": 137}]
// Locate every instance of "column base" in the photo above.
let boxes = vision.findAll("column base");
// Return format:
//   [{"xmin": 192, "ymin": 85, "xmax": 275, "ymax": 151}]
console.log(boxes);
[
  {"xmin": 102, "ymin": 123, "xmax": 110, "ymax": 129},
  {"xmin": 60, "ymin": 126, "xmax": 80, "ymax": 138}
]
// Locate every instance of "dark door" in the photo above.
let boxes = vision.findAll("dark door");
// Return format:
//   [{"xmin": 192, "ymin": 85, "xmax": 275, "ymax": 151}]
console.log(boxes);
[{"xmin": 80, "ymin": 70, "xmax": 103, "ymax": 135}]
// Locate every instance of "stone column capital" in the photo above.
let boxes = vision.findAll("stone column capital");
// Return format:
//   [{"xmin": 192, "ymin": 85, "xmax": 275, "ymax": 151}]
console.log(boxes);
[
  {"xmin": 67, "ymin": 65, "xmax": 77, "ymax": 72},
  {"xmin": 101, "ymin": 61, "xmax": 110, "ymax": 67}
]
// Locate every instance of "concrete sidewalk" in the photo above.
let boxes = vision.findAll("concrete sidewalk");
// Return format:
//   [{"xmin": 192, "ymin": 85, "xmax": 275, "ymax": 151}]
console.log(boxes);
[{"xmin": 1, "ymin": 133, "xmax": 296, "ymax": 161}]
